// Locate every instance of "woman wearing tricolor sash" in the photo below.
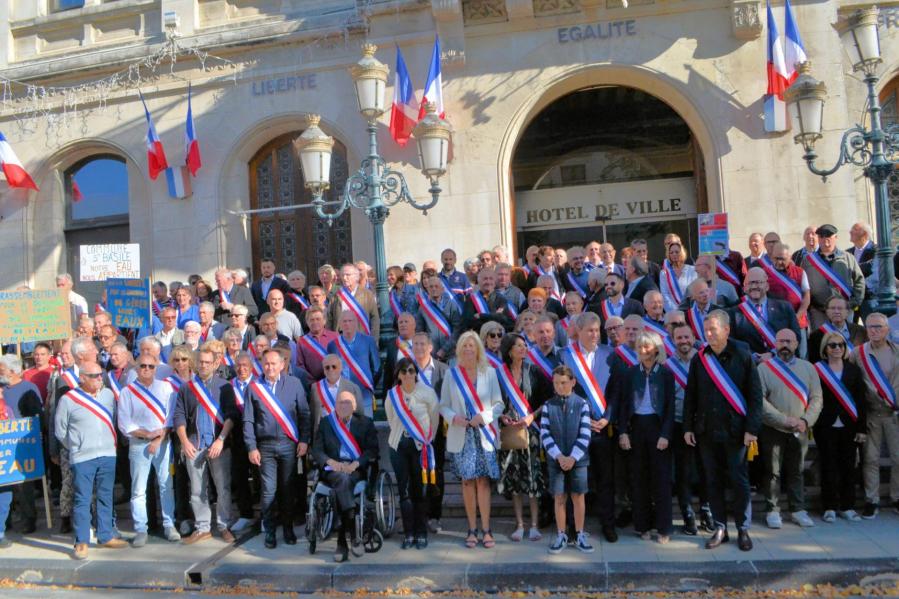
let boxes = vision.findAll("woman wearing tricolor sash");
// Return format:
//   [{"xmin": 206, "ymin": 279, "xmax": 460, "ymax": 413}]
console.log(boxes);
[
  {"xmin": 660, "ymin": 243, "xmax": 698, "ymax": 314},
  {"xmin": 440, "ymin": 331, "xmax": 504, "ymax": 549},
  {"xmin": 385, "ymin": 358, "xmax": 439, "ymax": 550},
  {"xmin": 496, "ymin": 333, "xmax": 550, "ymax": 543},
  {"xmin": 814, "ymin": 332, "xmax": 866, "ymax": 523}
]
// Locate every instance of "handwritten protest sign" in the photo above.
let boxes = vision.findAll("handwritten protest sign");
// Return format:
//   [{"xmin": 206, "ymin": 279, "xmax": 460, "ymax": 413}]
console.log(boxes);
[
  {"xmin": 0, "ymin": 417, "xmax": 46, "ymax": 487},
  {"xmin": 0, "ymin": 289, "xmax": 70, "ymax": 343},
  {"xmin": 698, "ymin": 213, "xmax": 730, "ymax": 256},
  {"xmin": 106, "ymin": 278, "xmax": 151, "ymax": 329},
  {"xmin": 79, "ymin": 243, "xmax": 140, "ymax": 282}
]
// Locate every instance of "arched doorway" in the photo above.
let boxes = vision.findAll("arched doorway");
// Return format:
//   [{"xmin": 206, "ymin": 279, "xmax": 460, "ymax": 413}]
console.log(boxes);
[
  {"xmin": 511, "ymin": 85, "xmax": 707, "ymax": 259},
  {"xmin": 248, "ymin": 132, "xmax": 352, "ymax": 279},
  {"xmin": 880, "ymin": 77, "xmax": 899, "ymax": 247}
]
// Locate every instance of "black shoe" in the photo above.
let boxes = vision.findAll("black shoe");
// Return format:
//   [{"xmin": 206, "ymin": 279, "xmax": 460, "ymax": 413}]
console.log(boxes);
[
  {"xmin": 264, "ymin": 530, "xmax": 277, "ymax": 549},
  {"xmin": 283, "ymin": 528, "xmax": 297, "ymax": 545},
  {"xmin": 351, "ymin": 537, "xmax": 363, "ymax": 557},
  {"xmin": 602, "ymin": 525, "xmax": 618, "ymax": 543},
  {"xmin": 683, "ymin": 512, "xmax": 698, "ymax": 536},
  {"xmin": 21, "ymin": 519, "xmax": 36, "ymax": 534},
  {"xmin": 415, "ymin": 536, "xmax": 428, "ymax": 550},
  {"xmin": 862, "ymin": 502, "xmax": 878, "ymax": 520},
  {"xmin": 59, "ymin": 516, "xmax": 72, "ymax": 535},
  {"xmin": 615, "ymin": 509, "xmax": 632, "ymax": 528},
  {"xmin": 700, "ymin": 507, "xmax": 715, "ymax": 532},
  {"xmin": 401, "ymin": 536, "xmax": 415, "ymax": 550},
  {"xmin": 334, "ymin": 543, "xmax": 349, "ymax": 563},
  {"xmin": 705, "ymin": 526, "xmax": 729, "ymax": 549},
  {"xmin": 737, "ymin": 529, "xmax": 753, "ymax": 551}
]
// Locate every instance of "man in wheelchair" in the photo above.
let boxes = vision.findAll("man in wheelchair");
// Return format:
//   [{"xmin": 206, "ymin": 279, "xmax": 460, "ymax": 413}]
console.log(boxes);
[{"xmin": 311, "ymin": 389, "xmax": 379, "ymax": 562}]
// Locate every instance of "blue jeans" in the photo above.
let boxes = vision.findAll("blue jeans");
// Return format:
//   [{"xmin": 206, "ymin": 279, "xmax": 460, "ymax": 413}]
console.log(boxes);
[
  {"xmin": 129, "ymin": 437, "xmax": 175, "ymax": 532},
  {"xmin": 72, "ymin": 456, "xmax": 116, "ymax": 545},
  {"xmin": 0, "ymin": 490, "xmax": 12, "ymax": 539}
]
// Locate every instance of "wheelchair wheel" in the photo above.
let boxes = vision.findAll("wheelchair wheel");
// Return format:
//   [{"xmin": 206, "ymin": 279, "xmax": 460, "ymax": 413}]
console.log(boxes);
[
  {"xmin": 317, "ymin": 494, "xmax": 334, "ymax": 540},
  {"xmin": 364, "ymin": 528, "xmax": 383, "ymax": 553},
  {"xmin": 375, "ymin": 470, "xmax": 398, "ymax": 538},
  {"xmin": 306, "ymin": 505, "xmax": 318, "ymax": 554}
]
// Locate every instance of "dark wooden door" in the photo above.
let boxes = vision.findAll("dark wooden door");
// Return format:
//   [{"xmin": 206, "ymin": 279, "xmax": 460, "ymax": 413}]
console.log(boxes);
[{"xmin": 248, "ymin": 132, "xmax": 353, "ymax": 280}]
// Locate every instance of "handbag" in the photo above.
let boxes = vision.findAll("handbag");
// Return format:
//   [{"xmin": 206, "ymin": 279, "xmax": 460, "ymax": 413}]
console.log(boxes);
[{"xmin": 500, "ymin": 422, "xmax": 528, "ymax": 451}]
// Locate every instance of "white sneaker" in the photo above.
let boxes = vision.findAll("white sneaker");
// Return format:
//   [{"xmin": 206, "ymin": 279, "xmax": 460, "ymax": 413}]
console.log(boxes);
[
  {"xmin": 822, "ymin": 510, "xmax": 836, "ymax": 523},
  {"xmin": 791, "ymin": 510, "xmax": 815, "ymax": 528},
  {"xmin": 765, "ymin": 511, "xmax": 783, "ymax": 529},
  {"xmin": 230, "ymin": 517, "xmax": 255, "ymax": 533},
  {"xmin": 839, "ymin": 510, "xmax": 861, "ymax": 522}
]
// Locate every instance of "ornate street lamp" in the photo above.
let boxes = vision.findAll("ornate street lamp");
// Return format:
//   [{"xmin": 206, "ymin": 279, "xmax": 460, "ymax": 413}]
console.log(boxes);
[
  {"xmin": 294, "ymin": 43, "xmax": 453, "ymax": 351},
  {"xmin": 785, "ymin": 7, "xmax": 899, "ymax": 316}
]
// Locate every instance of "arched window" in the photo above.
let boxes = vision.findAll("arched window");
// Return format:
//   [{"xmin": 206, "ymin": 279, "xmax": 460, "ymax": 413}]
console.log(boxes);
[{"xmin": 64, "ymin": 155, "xmax": 130, "ymax": 307}]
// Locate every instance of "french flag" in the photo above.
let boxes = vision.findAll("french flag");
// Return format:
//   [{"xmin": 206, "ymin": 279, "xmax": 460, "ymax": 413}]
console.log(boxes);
[
  {"xmin": 72, "ymin": 177, "xmax": 83, "ymax": 202},
  {"xmin": 784, "ymin": 0, "xmax": 807, "ymax": 83},
  {"xmin": 418, "ymin": 35, "xmax": 445, "ymax": 120},
  {"xmin": 0, "ymin": 132, "xmax": 39, "ymax": 191},
  {"xmin": 764, "ymin": 0, "xmax": 790, "ymax": 133},
  {"xmin": 165, "ymin": 165, "xmax": 193, "ymax": 199},
  {"xmin": 184, "ymin": 83, "xmax": 202, "ymax": 176},
  {"xmin": 389, "ymin": 46, "xmax": 418, "ymax": 147},
  {"xmin": 139, "ymin": 91, "xmax": 169, "ymax": 180}
]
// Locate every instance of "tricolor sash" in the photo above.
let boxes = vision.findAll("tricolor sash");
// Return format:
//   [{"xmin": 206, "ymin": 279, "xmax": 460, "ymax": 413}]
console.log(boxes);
[
  {"xmin": 600, "ymin": 299, "xmax": 620, "ymax": 321},
  {"xmin": 250, "ymin": 354, "xmax": 263, "ymax": 377},
  {"xmin": 328, "ymin": 412, "xmax": 362, "ymax": 461},
  {"xmin": 715, "ymin": 258, "xmax": 742, "ymax": 288},
  {"xmin": 857, "ymin": 344, "xmax": 898, "ymax": 409},
  {"xmin": 759, "ymin": 256, "xmax": 803, "ymax": 305},
  {"xmin": 200, "ymin": 326, "xmax": 211, "ymax": 342},
  {"xmin": 223, "ymin": 352, "xmax": 236, "ymax": 369},
  {"xmin": 315, "ymin": 379, "xmax": 337, "ymax": 416},
  {"xmin": 187, "ymin": 376, "xmax": 223, "ymax": 426},
  {"xmin": 560, "ymin": 316, "xmax": 571, "ymax": 332},
  {"xmin": 396, "ymin": 338, "xmax": 414, "ymax": 362},
  {"xmin": 230, "ymin": 377, "xmax": 251, "ymax": 411},
  {"xmin": 698, "ymin": 349, "xmax": 748, "ymax": 416},
  {"xmin": 526, "ymin": 344, "xmax": 554, "ymax": 380},
  {"xmin": 496, "ymin": 364, "xmax": 533, "ymax": 420},
  {"xmin": 95, "ymin": 302, "xmax": 107, "ymax": 314},
  {"xmin": 65, "ymin": 388, "xmax": 116, "ymax": 442},
  {"xmin": 387, "ymin": 385, "xmax": 435, "ymax": 484},
  {"xmin": 662, "ymin": 260, "xmax": 683, "ymax": 305},
  {"xmin": 819, "ymin": 323, "xmax": 854, "ymax": 352},
  {"xmin": 665, "ymin": 358, "xmax": 689, "ymax": 389},
  {"xmin": 299, "ymin": 334, "xmax": 328, "ymax": 360},
  {"xmin": 806, "ymin": 252, "xmax": 851, "ymax": 299},
  {"xmin": 687, "ymin": 304, "xmax": 707, "ymax": 344},
  {"xmin": 61, "ymin": 367, "xmax": 79, "ymax": 389},
  {"xmin": 643, "ymin": 318, "xmax": 676, "ymax": 356},
  {"xmin": 763, "ymin": 358, "xmax": 809, "ymax": 409},
  {"xmin": 336, "ymin": 337, "xmax": 374, "ymax": 391},
  {"xmin": 522, "ymin": 264, "xmax": 532, "ymax": 277},
  {"xmin": 568, "ymin": 343, "xmax": 607, "ymax": 418},
  {"xmin": 450, "ymin": 367, "xmax": 498, "ymax": 448},
  {"xmin": 438, "ymin": 273, "xmax": 467, "ymax": 308},
  {"xmin": 814, "ymin": 362, "xmax": 858, "ymax": 421},
  {"xmin": 615, "ymin": 345, "xmax": 638, "ymax": 367},
  {"xmin": 165, "ymin": 374, "xmax": 184, "ymax": 392},
  {"xmin": 152, "ymin": 300, "xmax": 164, "ymax": 316},
  {"xmin": 737, "ymin": 299, "xmax": 777, "ymax": 349},
  {"xmin": 417, "ymin": 292, "xmax": 451, "ymax": 338},
  {"xmin": 337, "ymin": 287, "xmax": 371, "ymax": 335},
  {"xmin": 485, "ymin": 351, "xmax": 502, "ymax": 369},
  {"xmin": 389, "ymin": 290, "xmax": 404, "ymax": 319},
  {"xmin": 218, "ymin": 288, "xmax": 231, "ymax": 304},
  {"xmin": 128, "ymin": 381, "xmax": 168, "ymax": 426},
  {"xmin": 566, "ymin": 271, "xmax": 587, "ymax": 299},
  {"xmin": 415, "ymin": 361, "xmax": 433, "ymax": 388},
  {"xmin": 506, "ymin": 301, "xmax": 519, "ymax": 320},
  {"xmin": 107, "ymin": 372, "xmax": 123, "ymax": 401},
  {"xmin": 470, "ymin": 291, "xmax": 490, "ymax": 315},
  {"xmin": 287, "ymin": 291, "xmax": 310, "ymax": 310},
  {"xmin": 250, "ymin": 379, "xmax": 299, "ymax": 442}
]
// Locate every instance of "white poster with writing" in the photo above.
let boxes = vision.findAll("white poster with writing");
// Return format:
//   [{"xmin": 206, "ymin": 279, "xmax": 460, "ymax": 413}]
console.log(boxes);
[{"xmin": 79, "ymin": 243, "xmax": 141, "ymax": 282}]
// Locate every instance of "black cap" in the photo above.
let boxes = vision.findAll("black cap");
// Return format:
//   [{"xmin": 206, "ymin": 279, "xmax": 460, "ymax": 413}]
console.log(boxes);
[
  {"xmin": 815, "ymin": 224, "xmax": 838, "ymax": 237},
  {"xmin": 402, "ymin": 262, "xmax": 417, "ymax": 272}
]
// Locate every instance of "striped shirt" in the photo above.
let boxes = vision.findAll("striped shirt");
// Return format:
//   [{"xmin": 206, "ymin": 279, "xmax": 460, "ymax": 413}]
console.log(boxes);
[{"xmin": 540, "ymin": 394, "xmax": 591, "ymax": 462}]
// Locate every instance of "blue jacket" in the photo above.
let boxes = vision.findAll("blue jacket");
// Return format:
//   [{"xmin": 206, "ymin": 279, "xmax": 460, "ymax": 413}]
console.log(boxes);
[
  {"xmin": 242, "ymin": 374, "xmax": 311, "ymax": 449},
  {"xmin": 561, "ymin": 343, "xmax": 615, "ymax": 423},
  {"xmin": 613, "ymin": 363, "xmax": 676, "ymax": 441},
  {"xmin": 326, "ymin": 333, "xmax": 380, "ymax": 402}
]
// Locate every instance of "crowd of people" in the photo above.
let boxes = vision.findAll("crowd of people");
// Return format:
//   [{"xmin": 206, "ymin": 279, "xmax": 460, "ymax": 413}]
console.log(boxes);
[{"xmin": 0, "ymin": 220, "xmax": 897, "ymax": 561}]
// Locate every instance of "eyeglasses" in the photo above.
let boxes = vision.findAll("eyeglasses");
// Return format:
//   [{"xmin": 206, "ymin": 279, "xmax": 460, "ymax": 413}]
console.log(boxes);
[
  {"xmin": 826, "ymin": 342, "xmax": 846, "ymax": 349},
  {"xmin": 866, "ymin": 324, "xmax": 886, "ymax": 330},
  {"xmin": 669, "ymin": 322, "xmax": 686, "ymax": 328},
  {"xmin": 229, "ymin": 313, "xmax": 244, "ymax": 318},
  {"xmin": 400, "ymin": 367, "xmax": 417, "ymax": 375},
  {"xmin": 323, "ymin": 364, "xmax": 340, "ymax": 371},
  {"xmin": 138, "ymin": 364, "xmax": 157, "ymax": 370},
  {"xmin": 487, "ymin": 332, "xmax": 503, "ymax": 339},
  {"xmin": 172, "ymin": 357, "xmax": 189, "ymax": 362},
  {"xmin": 81, "ymin": 373, "xmax": 103, "ymax": 379}
]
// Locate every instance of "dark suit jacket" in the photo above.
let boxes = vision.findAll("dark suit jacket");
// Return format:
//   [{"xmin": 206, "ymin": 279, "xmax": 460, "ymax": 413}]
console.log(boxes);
[
  {"xmin": 423, "ymin": 359, "xmax": 449, "ymax": 397},
  {"xmin": 683, "ymin": 340, "xmax": 763, "ymax": 441},
  {"xmin": 213, "ymin": 284, "xmax": 259, "ymax": 322},
  {"xmin": 457, "ymin": 291, "xmax": 514, "ymax": 337},
  {"xmin": 624, "ymin": 276, "xmax": 659, "ymax": 305},
  {"xmin": 846, "ymin": 244, "xmax": 876, "ymax": 278},
  {"xmin": 311, "ymin": 412, "xmax": 379, "ymax": 472},
  {"xmin": 807, "ymin": 322, "xmax": 867, "ymax": 363},
  {"xmin": 614, "ymin": 363, "xmax": 676, "ymax": 440},
  {"xmin": 588, "ymin": 295, "xmax": 645, "ymax": 343},
  {"xmin": 242, "ymin": 374, "xmax": 311, "ymax": 449},
  {"xmin": 812, "ymin": 360, "xmax": 867, "ymax": 434},
  {"xmin": 251, "ymin": 277, "xmax": 291, "ymax": 317},
  {"xmin": 173, "ymin": 376, "xmax": 239, "ymax": 448},
  {"xmin": 729, "ymin": 297, "xmax": 800, "ymax": 355},
  {"xmin": 384, "ymin": 337, "xmax": 416, "ymax": 390}
]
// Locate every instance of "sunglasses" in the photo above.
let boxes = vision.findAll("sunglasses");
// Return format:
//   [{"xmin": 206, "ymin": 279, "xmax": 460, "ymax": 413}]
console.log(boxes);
[
  {"xmin": 172, "ymin": 357, "xmax": 189, "ymax": 362},
  {"xmin": 400, "ymin": 367, "xmax": 417, "ymax": 374},
  {"xmin": 138, "ymin": 364, "xmax": 157, "ymax": 370},
  {"xmin": 826, "ymin": 342, "xmax": 846, "ymax": 349},
  {"xmin": 323, "ymin": 364, "xmax": 340, "ymax": 371},
  {"xmin": 81, "ymin": 373, "xmax": 103, "ymax": 379},
  {"xmin": 487, "ymin": 332, "xmax": 503, "ymax": 339}
]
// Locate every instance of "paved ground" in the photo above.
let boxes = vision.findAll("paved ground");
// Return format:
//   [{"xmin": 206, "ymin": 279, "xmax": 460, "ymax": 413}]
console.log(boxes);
[{"xmin": 1, "ymin": 509, "xmax": 899, "ymax": 593}]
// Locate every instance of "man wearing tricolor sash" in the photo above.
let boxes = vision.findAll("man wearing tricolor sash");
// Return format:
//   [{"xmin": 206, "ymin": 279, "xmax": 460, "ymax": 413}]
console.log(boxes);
[
  {"xmin": 590, "ymin": 273, "xmax": 644, "ymax": 345},
  {"xmin": 416, "ymin": 274, "xmax": 462, "ymax": 361},
  {"xmin": 312, "ymin": 390, "xmax": 379, "ymax": 562},
  {"xmin": 800, "ymin": 224, "xmax": 865, "ymax": 330},
  {"xmin": 765, "ymin": 243, "xmax": 810, "ymax": 328},
  {"xmin": 296, "ymin": 307, "xmax": 338, "ymax": 381},
  {"xmin": 327, "ymin": 311, "xmax": 380, "ymax": 417},
  {"xmin": 495, "ymin": 262, "xmax": 526, "ymax": 312},
  {"xmin": 54, "ymin": 364, "xmax": 128, "ymax": 560},
  {"xmin": 213, "ymin": 268, "xmax": 258, "ymax": 323},
  {"xmin": 731, "ymin": 268, "xmax": 800, "ymax": 359},
  {"xmin": 174, "ymin": 349, "xmax": 239, "ymax": 545},
  {"xmin": 757, "ymin": 329, "xmax": 822, "ymax": 529},
  {"xmin": 683, "ymin": 310, "xmax": 762, "ymax": 552},
  {"xmin": 848, "ymin": 313, "xmax": 899, "ymax": 519},
  {"xmin": 327, "ymin": 263, "xmax": 380, "ymax": 340},
  {"xmin": 243, "ymin": 348, "xmax": 311, "ymax": 549},
  {"xmin": 561, "ymin": 246, "xmax": 591, "ymax": 300},
  {"xmin": 310, "ymin": 354, "xmax": 364, "ymax": 434},
  {"xmin": 808, "ymin": 296, "xmax": 867, "ymax": 362},
  {"xmin": 385, "ymin": 313, "xmax": 418, "ymax": 390},
  {"xmin": 228, "ymin": 353, "xmax": 259, "ymax": 534},
  {"xmin": 459, "ymin": 268, "xmax": 514, "ymax": 337},
  {"xmin": 560, "ymin": 312, "xmax": 619, "ymax": 543},
  {"xmin": 117, "ymin": 354, "xmax": 181, "ymax": 545}
]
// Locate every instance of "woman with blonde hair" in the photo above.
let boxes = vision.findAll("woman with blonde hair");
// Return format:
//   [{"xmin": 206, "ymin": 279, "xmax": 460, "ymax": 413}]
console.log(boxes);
[
  {"xmin": 479, "ymin": 321, "xmax": 505, "ymax": 368},
  {"xmin": 440, "ymin": 331, "xmax": 504, "ymax": 549}
]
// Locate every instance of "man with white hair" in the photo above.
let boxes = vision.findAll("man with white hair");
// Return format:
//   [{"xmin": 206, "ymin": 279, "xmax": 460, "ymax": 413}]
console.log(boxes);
[
  {"xmin": 56, "ymin": 273, "xmax": 89, "ymax": 328},
  {"xmin": 492, "ymin": 245, "xmax": 509, "ymax": 265},
  {"xmin": 328, "ymin": 263, "xmax": 379, "ymax": 339},
  {"xmin": 136, "ymin": 337, "xmax": 174, "ymax": 380},
  {"xmin": 183, "ymin": 321, "xmax": 202, "ymax": 351},
  {"xmin": 197, "ymin": 301, "xmax": 218, "ymax": 342},
  {"xmin": 0, "ymin": 355, "xmax": 43, "ymax": 537},
  {"xmin": 213, "ymin": 268, "xmax": 258, "ymax": 322},
  {"xmin": 848, "ymin": 222, "xmax": 877, "ymax": 308}
]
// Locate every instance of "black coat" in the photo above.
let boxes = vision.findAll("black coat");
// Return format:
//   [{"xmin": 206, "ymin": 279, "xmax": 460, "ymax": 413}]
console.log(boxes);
[
  {"xmin": 813, "ymin": 360, "xmax": 867, "ymax": 435},
  {"xmin": 729, "ymin": 297, "xmax": 801, "ymax": 355},
  {"xmin": 624, "ymin": 276, "xmax": 659, "ymax": 305},
  {"xmin": 807, "ymin": 322, "xmax": 867, "ymax": 363},
  {"xmin": 311, "ymin": 413, "xmax": 379, "ymax": 472},
  {"xmin": 173, "ymin": 376, "xmax": 240, "ymax": 448},
  {"xmin": 251, "ymin": 277, "xmax": 291, "ymax": 318},
  {"xmin": 614, "ymin": 363, "xmax": 676, "ymax": 441}
]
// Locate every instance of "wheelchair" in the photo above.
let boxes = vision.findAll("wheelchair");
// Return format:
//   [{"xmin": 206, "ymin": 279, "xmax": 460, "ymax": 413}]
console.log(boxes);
[{"xmin": 305, "ymin": 465, "xmax": 398, "ymax": 554}]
